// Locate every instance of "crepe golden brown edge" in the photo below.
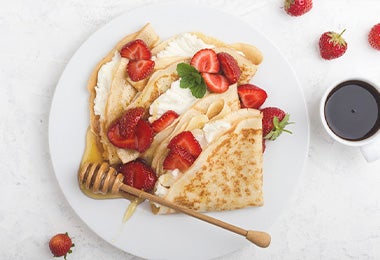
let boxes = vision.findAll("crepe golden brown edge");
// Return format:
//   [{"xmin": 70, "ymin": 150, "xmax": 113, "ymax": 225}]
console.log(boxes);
[{"xmin": 86, "ymin": 23, "xmax": 264, "ymax": 213}]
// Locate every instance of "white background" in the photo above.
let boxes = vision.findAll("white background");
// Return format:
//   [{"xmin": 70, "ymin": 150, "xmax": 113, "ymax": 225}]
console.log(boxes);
[{"xmin": 1, "ymin": 0, "xmax": 380, "ymax": 259}]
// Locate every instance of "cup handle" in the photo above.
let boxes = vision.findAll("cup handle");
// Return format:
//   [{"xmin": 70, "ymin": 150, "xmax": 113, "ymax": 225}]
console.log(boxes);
[{"xmin": 360, "ymin": 134, "xmax": 380, "ymax": 162}]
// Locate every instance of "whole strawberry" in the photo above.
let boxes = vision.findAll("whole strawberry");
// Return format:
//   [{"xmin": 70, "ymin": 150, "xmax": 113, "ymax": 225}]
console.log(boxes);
[
  {"xmin": 284, "ymin": 0, "xmax": 312, "ymax": 16},
  {"xmin": 49, "ymin": 232, "xmax": 74, "ymax": 259},
  {"xmin": 368, "ymin": 23, "xmax": 380, "ymax": 50},
  {"xmin": 319, "ymin": 29, "xmax": 348, "ymax": 60},
  {"xmin": 261, "ymin": 107, "xmax": 292, "ymax": 141}
]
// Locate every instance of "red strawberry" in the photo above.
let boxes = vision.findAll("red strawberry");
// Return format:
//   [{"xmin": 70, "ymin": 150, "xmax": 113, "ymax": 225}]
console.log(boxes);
[
  {"xmin": 151, "ymin": 110, "xmax": 179, "ymax": 132},
  {"xmin": 107, "ymin": 121, "xmax": 136, "ymax": 149},
  {"xmin": 135, "ymin": 119, "xmax": 154, "ymax": 153},
  {"xmin": 119, "ymin": 159, "xmax": 157, "ymax": 191},
  {"xmin": 217, "ymin": 52, "xmax": 241, "ymax": 84},
  {"xmin": 201, "ymin": 73, "xmax": 229, "ymax": 93},
  {"xmin": 163, "ymin": 146, "xmax": 195, "ymax": 172},
  {"xmin": 261, "ymin": 107, "xmax": 292, "ymax": 140},
  {"xmin": 284, "ymin": 0, "xmax": 312, "ymax": 16},
  {"xmin": 368, "ymin": 23, "xmax": 380, "ymax": 50},
  {"xmin": 190, "ymin": 49, "xmax": 220, "ymax": 73},
  {"xmin": 117, "ymin": 107, "xmax": 145, "ymax": 136},
  {"xmin": 127, "ymin": 59, "xmax": 155, "ymax": 81},
  {"xmin": 319, "ymin": 29, "xmax": 348, "ymax": 60},
  {"xmin": 237, "ymin": 84, "xmax": 268, "ymax": 109},
  {"xmin": 168, "ymin": 131, "xmax": 202, "ymax": 158},
  {"xmin": 49, "ymin": 232, "xmax": 74, "ymax": 259},
  {"xmin": 120, "ymin": 39, "xmax": 152, "ymax": 60},
  {"xmin": 107, "ymin": 107, "xmax": 145, "ymax": 149}
]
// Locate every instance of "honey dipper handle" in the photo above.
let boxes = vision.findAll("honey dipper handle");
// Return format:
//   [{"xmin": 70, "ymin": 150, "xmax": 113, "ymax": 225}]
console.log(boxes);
[{"xmin": 119, "ymin": 183, "xmax": 271, "ymax": 248}]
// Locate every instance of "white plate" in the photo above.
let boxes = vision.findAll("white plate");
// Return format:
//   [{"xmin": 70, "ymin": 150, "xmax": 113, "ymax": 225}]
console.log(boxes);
[{"xmin": 49, "ymin": 3, "xmax": 309, "ymax": 259}]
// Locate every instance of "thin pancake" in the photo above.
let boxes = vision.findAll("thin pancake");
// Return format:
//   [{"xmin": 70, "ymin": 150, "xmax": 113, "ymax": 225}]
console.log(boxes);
[
  {"xmin": 145, "ymin": 84, "xmax": 240, "ymax": 174},
  {"xmin": 88, "ymin": 23, "xmax": 161, "ymax": 163},
  {"xmin": 152, "ymin": 109, "xmax": 263, "ymax": 214}
]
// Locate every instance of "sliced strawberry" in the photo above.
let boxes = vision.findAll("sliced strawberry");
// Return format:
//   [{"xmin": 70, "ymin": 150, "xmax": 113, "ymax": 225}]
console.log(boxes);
[
  {"xmin": 163, "ymin": 146, "xmax": 195, "ymax": 172},
  {"xmin": 190, "ymin": 49, "xmax": 220, "ymax": 73},
  {"xmin": 151, "ymin": 110, "xmax": 179, "ymax": 133},
  {"xmin": 120, "ymin": 39, "xmax": 152, "ymax": 60},
  {"xmin": 127, "ymin": 59, "xmax": 155, "ymax": 82},
  {"xmin": 135, "ymin": 119, "xmax": 154, "ymax": 153},
  {"xmin": 107, "ymin": 107, "xmax": 145, "ymax": 149},
  {"xmin": 217, "ymin": 52, "xmax": 241, "ymax": 84},
  {"xmin": 107, "ymin": 121, "xmax": 136, "ymax": 149},
  {"xmin": 261, "ymin": 107, "xmax": 292, "ymax": 140},
  {"xmin": 168, "ymin": 131, "xmax": 202, "ymax": 158},
  {"xmin": 119, "ymin": 159, "xmax": 157, "ymax": 191},
  {"xmin": 237, "ymin": 84, "xmax": 268, "ymax": 109},
  {"xmin": 201, "ymin": 72, "xmax": 229, "ymax": 93},
  {"xmin": 118, "ymin": 107, "xmax": 145, "ymax": 136}
]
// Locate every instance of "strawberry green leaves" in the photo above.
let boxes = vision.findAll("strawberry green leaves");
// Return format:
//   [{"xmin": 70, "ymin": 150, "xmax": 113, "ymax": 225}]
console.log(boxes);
[
  {"xmin": 261, "ymin": 107, "xmax": 293, "ymax": 141},
  {"xmin": 176, "ymin": 63, "xmax": 207, "ymax": 98},
  {"xmin": 264, "ymin": 114, "xmax": 293, "ymax": 141}
]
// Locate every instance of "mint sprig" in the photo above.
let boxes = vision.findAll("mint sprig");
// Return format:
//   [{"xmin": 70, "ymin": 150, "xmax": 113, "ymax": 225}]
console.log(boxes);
[{"xmin": 176, "ymin": 63, "xmax": 207, "ymax": 98}]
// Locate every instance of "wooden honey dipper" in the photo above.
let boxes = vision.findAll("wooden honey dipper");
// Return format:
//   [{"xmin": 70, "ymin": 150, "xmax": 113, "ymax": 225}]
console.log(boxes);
[{"xmin": 78, "ymin": 161, "xmax": 271, "ymax": 248}]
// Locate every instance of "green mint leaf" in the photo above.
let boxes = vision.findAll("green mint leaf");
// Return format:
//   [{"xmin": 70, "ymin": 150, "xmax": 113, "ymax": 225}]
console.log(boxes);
[
  {"xmin": 177, "ymin": 63, "xmax": 198, "ymax": 77},
  {"xmin": 176, "ymin": 62, "xmax": 207, "ymax": 98},
  {"xmin": 180, "ymin": 75, "xmax": 196, "ymax": 89},
  {"xmin": 190, "ymin": 81, "xmax": 207, "ymax": 98},
  {"xmin": 192, "ymin": 72, "xmax": 203, "ymax": 85}
]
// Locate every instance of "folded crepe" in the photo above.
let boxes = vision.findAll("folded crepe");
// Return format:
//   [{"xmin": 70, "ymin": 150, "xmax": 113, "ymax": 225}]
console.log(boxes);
[
  {"xmin": 84, "ymin": 23, "xmax": 266, "ymax": 214},
  {"xmin": 144, "ymin": 84, "xmax": 239, "ymax": 173},
  {"xmin": 151, "ymin": 32, "xmax": 263, "ymax": 85},
  {"xmin": 87, "ymin": 23, "xmax": 264, "ymax": 169},
  {"xmin": 151, "ymin": 108, "xmax": 263, "ymax": 214},
  {"xmin": 87, "ymin": 23, "xmax": 161, "ymax": 164}
]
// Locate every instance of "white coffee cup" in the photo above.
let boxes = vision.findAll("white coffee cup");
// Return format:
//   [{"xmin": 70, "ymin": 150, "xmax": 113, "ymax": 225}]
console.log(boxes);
[{"xmin": 320, "ymin": 78, "xmax": 380, "ymax": 162}]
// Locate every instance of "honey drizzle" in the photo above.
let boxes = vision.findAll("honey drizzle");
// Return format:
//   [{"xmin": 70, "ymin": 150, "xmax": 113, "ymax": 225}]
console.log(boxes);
[
  {"xmin": 78, "ymin": 127, "xmax": 146, "ymax": 222},
  {"xmin": 79, "ymin": 127, "xmax": 121, "ymax": 199}
]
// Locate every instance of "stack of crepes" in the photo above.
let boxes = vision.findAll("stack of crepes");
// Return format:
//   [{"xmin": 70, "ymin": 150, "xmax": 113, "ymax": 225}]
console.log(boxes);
[{"xmin": 86, "ymin": 23, "xmax": 265, "ymax": 214}]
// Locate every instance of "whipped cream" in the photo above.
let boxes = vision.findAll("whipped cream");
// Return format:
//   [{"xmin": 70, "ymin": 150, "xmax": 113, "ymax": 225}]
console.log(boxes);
[
  {"xmin": 191, "ymin": 128, "xmax": 208, "ymax": 149},
  {"xmin": 202, "ymin": 120, "xmax": 231, "ymax": 143},
  {"xmin": 155, "ymin": 182, "xmax": 168, "ymax": 198},
  {"xmin": 93, "ymin": 51, "xmax": 121, "ymax": 119},
  {"xmin": 155, "ymin": 169, "xmax": 180, "ymax": 198},
  {"xmin": 149, "ymin": 79, "xmax": 198, "ymax": 122},
  {"xmin": 156, "ymin": 33, "xmax": 215, "ymax": 58},
  {"xmin": 148, "ymin": 33, "xmax": 216, "ymax": 121},
  {"xmin": 191, "ymin": 119, "xmax": 232, "ymax": 148}
]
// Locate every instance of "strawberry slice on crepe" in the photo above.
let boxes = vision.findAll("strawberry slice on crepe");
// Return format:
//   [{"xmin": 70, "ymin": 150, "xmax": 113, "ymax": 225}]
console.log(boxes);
[
  {"xmin": 107, "ymin": 107, "xmax": 154, "ymax": 153},
  {"xmin": 120, "ymin": 39, "xmax": 152, "ymax": 60},
  {"xmin": 151, "ymin": 110, "xmax": 179, "ymax": 133},
  {"xmin": 201, "ymin": 73, "xmax": 229, "ymax": 93},
  {"xmin": 237, "ymin": 84, "xmax": 267, "ymax": 109},
  {"xmin": 190, "ymin": 49, "xmax": 220, "ymax": 73},
  {"xmin": 127, "ymin": 60, "xmax": 155, "ymax": 82},
  {"xmin": 163, "ymin": 146, "xmax": 196, "ymax": 172},
  {"xmin": 217, "ymin": 52, "xmax": 241, "ymax": 84}
]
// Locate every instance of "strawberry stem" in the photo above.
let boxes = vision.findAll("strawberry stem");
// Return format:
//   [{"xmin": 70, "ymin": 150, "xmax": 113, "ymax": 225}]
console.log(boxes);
[{"xmin": 339, "ymin": 29, "xmax": 347, "ymax": 37}]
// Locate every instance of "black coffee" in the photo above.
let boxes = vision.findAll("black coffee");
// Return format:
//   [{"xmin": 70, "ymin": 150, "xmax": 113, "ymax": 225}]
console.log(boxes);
[{"xmin": 324, "ymin": 80, "xmax": 380, "ymax": 141}]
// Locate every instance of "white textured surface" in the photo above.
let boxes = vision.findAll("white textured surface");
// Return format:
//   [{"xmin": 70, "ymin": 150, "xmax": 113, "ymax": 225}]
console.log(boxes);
[{"xmin": 1, "ymin": 0, "xmax": 380, "ymax": 259}]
